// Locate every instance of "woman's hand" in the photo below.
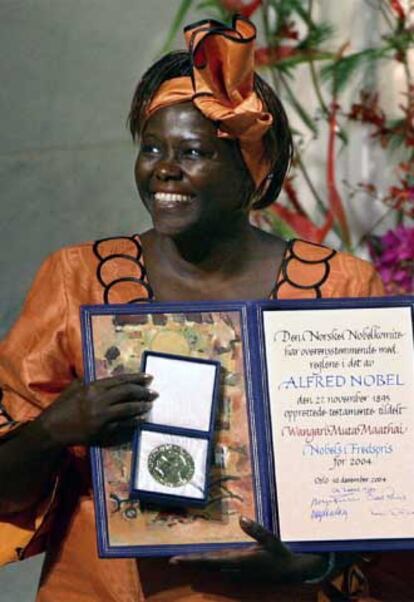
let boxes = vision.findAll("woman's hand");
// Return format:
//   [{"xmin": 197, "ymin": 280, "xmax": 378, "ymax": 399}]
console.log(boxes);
[
  {"xmin": 36, "ymin": 373, "xmax": 157, "ymax": 447},
  {"xmin": 169, "ymin": 516, "xmax": 331, "ymax": 584}
]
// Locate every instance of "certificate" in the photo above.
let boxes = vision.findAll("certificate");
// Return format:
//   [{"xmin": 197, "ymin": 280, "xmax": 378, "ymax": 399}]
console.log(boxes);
[
  {"xmin": 260, "ymin": 303, "xmax": 414, "ymax": 551},
  {"xmin": 81, "ymin": 295, "xmax": 414, "ymax": 556}
]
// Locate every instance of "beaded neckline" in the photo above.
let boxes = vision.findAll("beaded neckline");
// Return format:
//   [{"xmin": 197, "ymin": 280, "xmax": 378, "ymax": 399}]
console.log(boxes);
[
  {"xmin": 272, "ymin": 238, "xmax": 337, "ymax": 299},
  {"xmin": 93, "ymin": 235, "xmax": 337, "ymax": 303},
  {"xmin": 93, "ymin": 235, "xmax": 154, "ymax": 304}
]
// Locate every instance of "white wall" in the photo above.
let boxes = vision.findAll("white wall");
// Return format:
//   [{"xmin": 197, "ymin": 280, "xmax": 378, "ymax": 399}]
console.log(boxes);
[
  {"xmin": 1, "ymin": 1, "xmax": 195, "ymax": 336},
  {"xmin": 0, "ymin": 1, "xmax": 197, "ymax": 597}
]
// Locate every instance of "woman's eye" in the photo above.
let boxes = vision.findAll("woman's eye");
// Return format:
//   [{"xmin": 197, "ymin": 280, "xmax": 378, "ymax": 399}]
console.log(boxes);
[
  {"xmin": 141, "ymin": 143, "xmax": 161, "ymax": 156},
  {"xmin": 182, "ymin": 148, "xmax": 207, "ymax": 159}
]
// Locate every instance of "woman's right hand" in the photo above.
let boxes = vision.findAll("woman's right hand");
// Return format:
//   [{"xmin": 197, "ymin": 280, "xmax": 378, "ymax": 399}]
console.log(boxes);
[{"xmin": 36, "ymin": 373, "xmax": 157, "ymax": 447}]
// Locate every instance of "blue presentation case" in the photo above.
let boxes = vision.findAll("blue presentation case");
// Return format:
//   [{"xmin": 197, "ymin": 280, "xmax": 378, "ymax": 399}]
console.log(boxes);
[{"xmin": 130, "ymin": 351, "xmax": 221, "ymax": 507}]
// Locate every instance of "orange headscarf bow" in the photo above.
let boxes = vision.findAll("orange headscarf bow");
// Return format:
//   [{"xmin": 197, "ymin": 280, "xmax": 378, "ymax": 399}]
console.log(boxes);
[{"xmin": 146, "ymin": 16, "xmax": 273, "ymax": 192}]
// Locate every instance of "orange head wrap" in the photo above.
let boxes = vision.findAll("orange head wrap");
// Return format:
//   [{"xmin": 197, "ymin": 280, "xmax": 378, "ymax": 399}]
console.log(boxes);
[{"xmin": 146, "ymin": 16, "xmax": 273, "ymax": 192}]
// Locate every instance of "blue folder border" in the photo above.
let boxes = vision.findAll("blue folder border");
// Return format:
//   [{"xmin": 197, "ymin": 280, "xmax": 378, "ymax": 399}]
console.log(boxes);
[{"xmin": 81, "ymin": 295, "xmax": 414, "ymax": 557}]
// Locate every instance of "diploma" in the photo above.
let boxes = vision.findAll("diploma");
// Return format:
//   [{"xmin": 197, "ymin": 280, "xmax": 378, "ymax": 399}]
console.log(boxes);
[
  {"xmin": 82, "ymin": 297, "xmax": 414, "ymax": 557},
  {"xmin": 262, "ymin": 306, "xmax": 414, "ymax": 544}
]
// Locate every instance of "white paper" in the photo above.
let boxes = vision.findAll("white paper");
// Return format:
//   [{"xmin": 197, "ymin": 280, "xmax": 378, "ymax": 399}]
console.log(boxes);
[
  {"xmin": 134, "ymin": 430, "xmax": 209, "ymax": 499},
  {"xmin": 145, "ymin": 355, "xmax": 217, "ymax": 431},
  {"xmin": 263, "ymin": 306, "xmax": 414, "ymax": 542}
]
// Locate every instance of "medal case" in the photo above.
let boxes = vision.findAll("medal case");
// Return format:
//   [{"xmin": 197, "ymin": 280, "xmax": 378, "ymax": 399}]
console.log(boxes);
[{"xmin": 130, "ymin": 351, "xmax": 221, "ymax": 506}]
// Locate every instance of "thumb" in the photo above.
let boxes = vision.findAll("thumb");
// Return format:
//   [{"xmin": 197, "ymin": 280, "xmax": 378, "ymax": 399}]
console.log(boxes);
[{"xmin": 239, "ymin": 516, "xmax": 291, "ymax": 559}]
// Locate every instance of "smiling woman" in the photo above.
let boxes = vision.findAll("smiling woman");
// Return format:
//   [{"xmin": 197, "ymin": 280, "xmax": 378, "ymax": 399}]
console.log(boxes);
[
  {"xmin": 0, "ymin": 14, "xmax": 387, "ymax": 602},
  {"xmin": 127, "ymin": 35, "xmax": 295, "ymax": 302}
]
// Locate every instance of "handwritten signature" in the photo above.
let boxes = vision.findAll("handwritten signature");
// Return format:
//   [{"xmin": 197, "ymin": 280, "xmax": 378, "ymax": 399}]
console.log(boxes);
[{"xmin": 310, "ymin": 486, "xmax": 409, "ymax": 521}]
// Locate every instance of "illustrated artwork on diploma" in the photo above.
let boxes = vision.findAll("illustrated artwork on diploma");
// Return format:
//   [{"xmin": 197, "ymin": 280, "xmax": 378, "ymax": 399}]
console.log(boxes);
[{"xmin": 82, "ymin": 303, "xmax": 259, "ymax": 556}]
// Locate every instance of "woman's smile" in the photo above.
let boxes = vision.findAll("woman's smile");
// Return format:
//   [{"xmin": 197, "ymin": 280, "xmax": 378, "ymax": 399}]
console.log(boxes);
[
  {"xmin": 152, "ymin": 192, "xmax": 195, "ymax": 210},
  {"xmin": 154, "ymin": 192, "xmax": 194, "ymax": 204},
  {"xmin": 148, "ymin": 190, "xmax": 198, "ymax": 231}
]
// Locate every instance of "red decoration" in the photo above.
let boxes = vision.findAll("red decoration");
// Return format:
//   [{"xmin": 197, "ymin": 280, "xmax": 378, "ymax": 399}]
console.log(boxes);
[
  {"xmin": 219, "ymin": 0, "xmax": 261, "ymax": 18},
  {"xmin": 255, "ymin": 46, "xmax": 297, "ymax": 66},
  {"xmin": 348, "ymin": 92, "xmax": 386, "ymax": 130},
  {"xmin": 390, "ymin": 0, "xmax": 405, "ymax": 21},
  {"xmin": 278, "ymin": 21, "xmax": 300, "ymax": 40},
  {"xmin": 168, "ymin": 1, "xmax": 414, "ymax": 280},
  {"xmin": 349, "ymin": 88, "xmax": 414, "ymax": 149},
  {"xmin": 270, "ymin": 204, "xmax": 333, "ymax": 243}
]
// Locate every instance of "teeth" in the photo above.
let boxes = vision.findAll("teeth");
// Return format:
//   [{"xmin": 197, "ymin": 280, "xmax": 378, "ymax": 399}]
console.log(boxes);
[{"xmin": 154, "ymin": 192, "xmax": 192, "ymax": 203}]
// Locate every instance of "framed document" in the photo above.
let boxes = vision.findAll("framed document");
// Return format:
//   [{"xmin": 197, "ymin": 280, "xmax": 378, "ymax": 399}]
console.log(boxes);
[
  {"xmin": 81, "ymin": 295, "xmax": 414, "ymax": 557},
  {"xmin": 256, "ymin": 296, "xmax": 414, "ymax": 553},
  {"xmin": 130, "ymin": 351, "xmax": 221, "ymax": 506}
]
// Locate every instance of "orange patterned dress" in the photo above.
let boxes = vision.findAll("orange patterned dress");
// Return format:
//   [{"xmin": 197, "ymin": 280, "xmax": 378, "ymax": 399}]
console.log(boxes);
[{"xmin": 1, "ymin": 236, "xmax": 405, "ymax": 602}]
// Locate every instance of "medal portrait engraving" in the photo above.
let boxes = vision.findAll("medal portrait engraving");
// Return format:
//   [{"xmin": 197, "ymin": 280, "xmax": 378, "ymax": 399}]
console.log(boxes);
[{"xmin": 148, "ymin": 443, "xmax": 195, "ymax": 488}]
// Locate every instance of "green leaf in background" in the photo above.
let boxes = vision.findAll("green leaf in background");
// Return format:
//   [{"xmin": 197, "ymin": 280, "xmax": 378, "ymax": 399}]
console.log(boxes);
[
  {"xmin": 163, "ymin": 0, "xmax": 414, "ymax": 261},
  {"xmin": 269, "ymin": 0, "xmax": 312, "ymax": 27},
  {"xmin": 298, "ymin": 23, "xmax": 334, "ymax": 50},
  {"xmin": 196, "ymin": 0, "xmax": 228, "ymax": 18},
  {"xmin": 387, "ymin": 132, "xmax": 407, "ymax": 152},
  {"xmin": 268, "ymin": 0, "xmax": 296, "ymax": 23},
  {"xmin": 161, "ymin": 0, "xmax": 194, "ymax": 54},
  {"xmin": 196, "ymin": 0, "xmax": 218, "ymax": 6},
  {"xmin": 271, "ymin": 50, "xmax": 334, "ymax": 70},
  {"xmin": 262, "ymin": 210, "xmax": 298, "ymax": 239},
  {"xmin": 385, "ymin": 118, "xmax": 408, "ymax": 152},
  {"xmin": 386, "ymin": 30, "xmax": 414, "ymax": 52},
  {"xmin": 321, "ymin": 47, "xmax": 392, "ymax": 94},
  {"xmin": 281, "ymin": 78, "xmax": 318, "ymax": 135},
  {"xmin": 336, "ymin": 127, "xmax": 349, "ymax": 147}
]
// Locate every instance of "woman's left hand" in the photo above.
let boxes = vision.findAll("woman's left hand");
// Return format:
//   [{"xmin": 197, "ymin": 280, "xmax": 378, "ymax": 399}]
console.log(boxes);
[{"xmin": 169, "ymin": 516, "xmax": 330, "ymax": 584}]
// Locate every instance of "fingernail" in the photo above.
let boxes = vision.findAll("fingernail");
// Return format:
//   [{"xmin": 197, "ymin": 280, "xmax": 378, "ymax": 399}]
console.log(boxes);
[
  {"xmin": 148, "ymin": 389, "xmax": 159, "ymax": 399},
  {"xmin": 169, "ymin": 556, "xmax": 182, "ymax": 565},
  {"xmin": 143, "ymin": 373, "xmax": 153, "ymax": 382},
  {"xmin": 240, "ymin": 516, "xmax": 252, "ymax": 528}
]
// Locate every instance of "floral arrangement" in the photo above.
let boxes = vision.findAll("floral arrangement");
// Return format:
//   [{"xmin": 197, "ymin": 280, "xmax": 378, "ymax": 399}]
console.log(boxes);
[
  {"xmin": 369, "ymin": 225, "xmax": 414, "ymax": 293},
  {"xmin": 166, "ymin": 0, "xmax": 414, "ymax": 293}
]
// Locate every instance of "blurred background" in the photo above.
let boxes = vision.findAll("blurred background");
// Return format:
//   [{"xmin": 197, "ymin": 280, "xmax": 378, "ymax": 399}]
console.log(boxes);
[
  {"xmin": 0, "ymin": 1, "xmax": 413, "ymax": 598},
  {"xmin": 0, "ymin": 1, "xmax": 198, "ymax": 598}
]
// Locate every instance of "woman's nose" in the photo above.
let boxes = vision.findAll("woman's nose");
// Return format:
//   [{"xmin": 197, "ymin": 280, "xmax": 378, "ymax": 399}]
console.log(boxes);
[{"xmin": 154, "ymin": 158, "xmax": 183, "ymax": 181}]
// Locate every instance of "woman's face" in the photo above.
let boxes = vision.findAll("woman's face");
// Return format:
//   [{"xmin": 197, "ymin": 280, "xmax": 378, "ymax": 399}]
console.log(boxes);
[{"xmin": 135, "ymin": 102, "xmax": 253, "ymax": 238}]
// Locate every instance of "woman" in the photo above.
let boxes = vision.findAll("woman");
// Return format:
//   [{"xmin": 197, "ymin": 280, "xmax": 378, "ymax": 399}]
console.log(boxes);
[{"xmin": 0, "ymin": 15, "xmax": 393, "ymax": 602}]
